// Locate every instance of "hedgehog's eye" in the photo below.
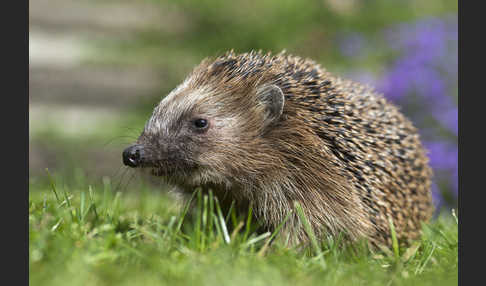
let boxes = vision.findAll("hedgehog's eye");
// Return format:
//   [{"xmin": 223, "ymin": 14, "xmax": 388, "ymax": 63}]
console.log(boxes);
[{"xmin": 193, "ymin": 118, "xmax": 208, "ymax": 129}]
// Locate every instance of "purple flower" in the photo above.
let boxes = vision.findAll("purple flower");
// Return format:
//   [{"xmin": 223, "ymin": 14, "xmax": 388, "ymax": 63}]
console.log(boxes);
[
  {"xmin": 424, "ymin": 141, "xmax": 458, "ymax": 171},
  {"xmin": 424, "ymin": 140, "xmax": 458, "ymax": 199},
  {"xmin": 384, "ymin": 16, "xmax": 453, "ymax": 60},
  {"xmin": 431, "ymin": 100, "xmax": 458, "ymax": 136}
]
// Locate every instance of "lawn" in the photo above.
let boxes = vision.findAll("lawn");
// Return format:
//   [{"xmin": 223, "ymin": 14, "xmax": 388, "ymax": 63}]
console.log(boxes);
[{"xmin": 29, "ymin": 174, "xmax": 458, "ymax": 286}]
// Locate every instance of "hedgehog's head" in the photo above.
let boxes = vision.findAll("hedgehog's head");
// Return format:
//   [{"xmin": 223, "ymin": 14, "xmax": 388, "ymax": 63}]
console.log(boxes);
[{"xmin": 122, "ymin": 55, "xmax": 287, "ymax": 190}]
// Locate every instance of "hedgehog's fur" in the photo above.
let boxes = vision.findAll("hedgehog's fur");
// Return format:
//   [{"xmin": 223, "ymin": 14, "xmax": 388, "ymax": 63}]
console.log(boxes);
[{"xmin": 128, "ymin": 50, "xmax": 434, "ymax": 247}]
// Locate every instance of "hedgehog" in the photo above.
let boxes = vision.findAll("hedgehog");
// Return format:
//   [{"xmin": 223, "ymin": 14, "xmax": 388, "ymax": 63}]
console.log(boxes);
[{"xmin": 122, "ymin": 50, "xmax": 434, "ymax": 247}]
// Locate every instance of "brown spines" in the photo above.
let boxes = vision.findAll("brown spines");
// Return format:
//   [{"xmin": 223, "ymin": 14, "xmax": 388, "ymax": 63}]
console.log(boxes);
[{"xmin": 163, "ymin": 51, "xmax": 434, "ymax": 246}]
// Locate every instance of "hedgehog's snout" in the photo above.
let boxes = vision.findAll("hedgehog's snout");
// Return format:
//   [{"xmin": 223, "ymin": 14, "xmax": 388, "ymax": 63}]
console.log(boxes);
[{"xmin": 123, "ymin": 144, "xmax": 146, "ymax": 168}]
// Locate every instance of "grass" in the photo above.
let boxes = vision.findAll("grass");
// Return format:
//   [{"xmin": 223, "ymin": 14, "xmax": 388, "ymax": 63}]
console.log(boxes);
[{"xmin": 29, "ymin": 173, "xmax": 458, "ymax": 286}]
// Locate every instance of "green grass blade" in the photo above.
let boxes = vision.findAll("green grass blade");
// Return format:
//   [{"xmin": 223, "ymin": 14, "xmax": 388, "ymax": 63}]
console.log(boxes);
[
  {"xmin": 294, "ymin": 201, "xmax": 327, "ymax": 270},
  {"xmin": 45, "ymin": 168, "xmax": 60, "ymax": 204},
  {"xmin": 214, "ymin": 197, "xmax": 230, "ymax": 244},
  {"xmin": 388, "ymin": 217, "xmax": 400, "ymax": 262}
]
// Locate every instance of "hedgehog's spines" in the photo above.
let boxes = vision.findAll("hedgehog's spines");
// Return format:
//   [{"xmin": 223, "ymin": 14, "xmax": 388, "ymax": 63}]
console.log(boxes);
[{"xmin": 149, "ymin": 51, "xmax": 434, "ymax": 247}]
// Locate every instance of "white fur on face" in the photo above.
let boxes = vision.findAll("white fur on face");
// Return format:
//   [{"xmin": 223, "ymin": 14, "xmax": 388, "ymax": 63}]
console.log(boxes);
[{"xmin": 144, "ymin": 78, "xmax": 211, "ymax": 136}]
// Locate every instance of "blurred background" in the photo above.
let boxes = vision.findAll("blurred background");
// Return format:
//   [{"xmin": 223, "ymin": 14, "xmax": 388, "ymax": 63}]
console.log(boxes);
[{"xmin": 29, "ymin": 0, "xmax": 458, "ymax": 211}]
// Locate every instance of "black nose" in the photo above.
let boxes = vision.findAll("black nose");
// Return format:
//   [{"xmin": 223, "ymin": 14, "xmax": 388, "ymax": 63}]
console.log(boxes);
[{"xmin": 123, "ymin": 144, "xmax": 145, "ymax": 167}]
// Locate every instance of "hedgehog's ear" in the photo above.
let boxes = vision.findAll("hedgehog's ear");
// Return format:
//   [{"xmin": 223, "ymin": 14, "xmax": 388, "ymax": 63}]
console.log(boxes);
[{"xmin": 256, "ymin": 84, "xmax": 285, "ymax": 126}]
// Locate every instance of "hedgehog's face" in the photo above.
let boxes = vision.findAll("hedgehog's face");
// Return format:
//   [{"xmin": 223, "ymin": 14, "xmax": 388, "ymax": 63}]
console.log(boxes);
[{"xmin": 122, "ymin": 78, "xmax": 285, "ymax": 188}]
